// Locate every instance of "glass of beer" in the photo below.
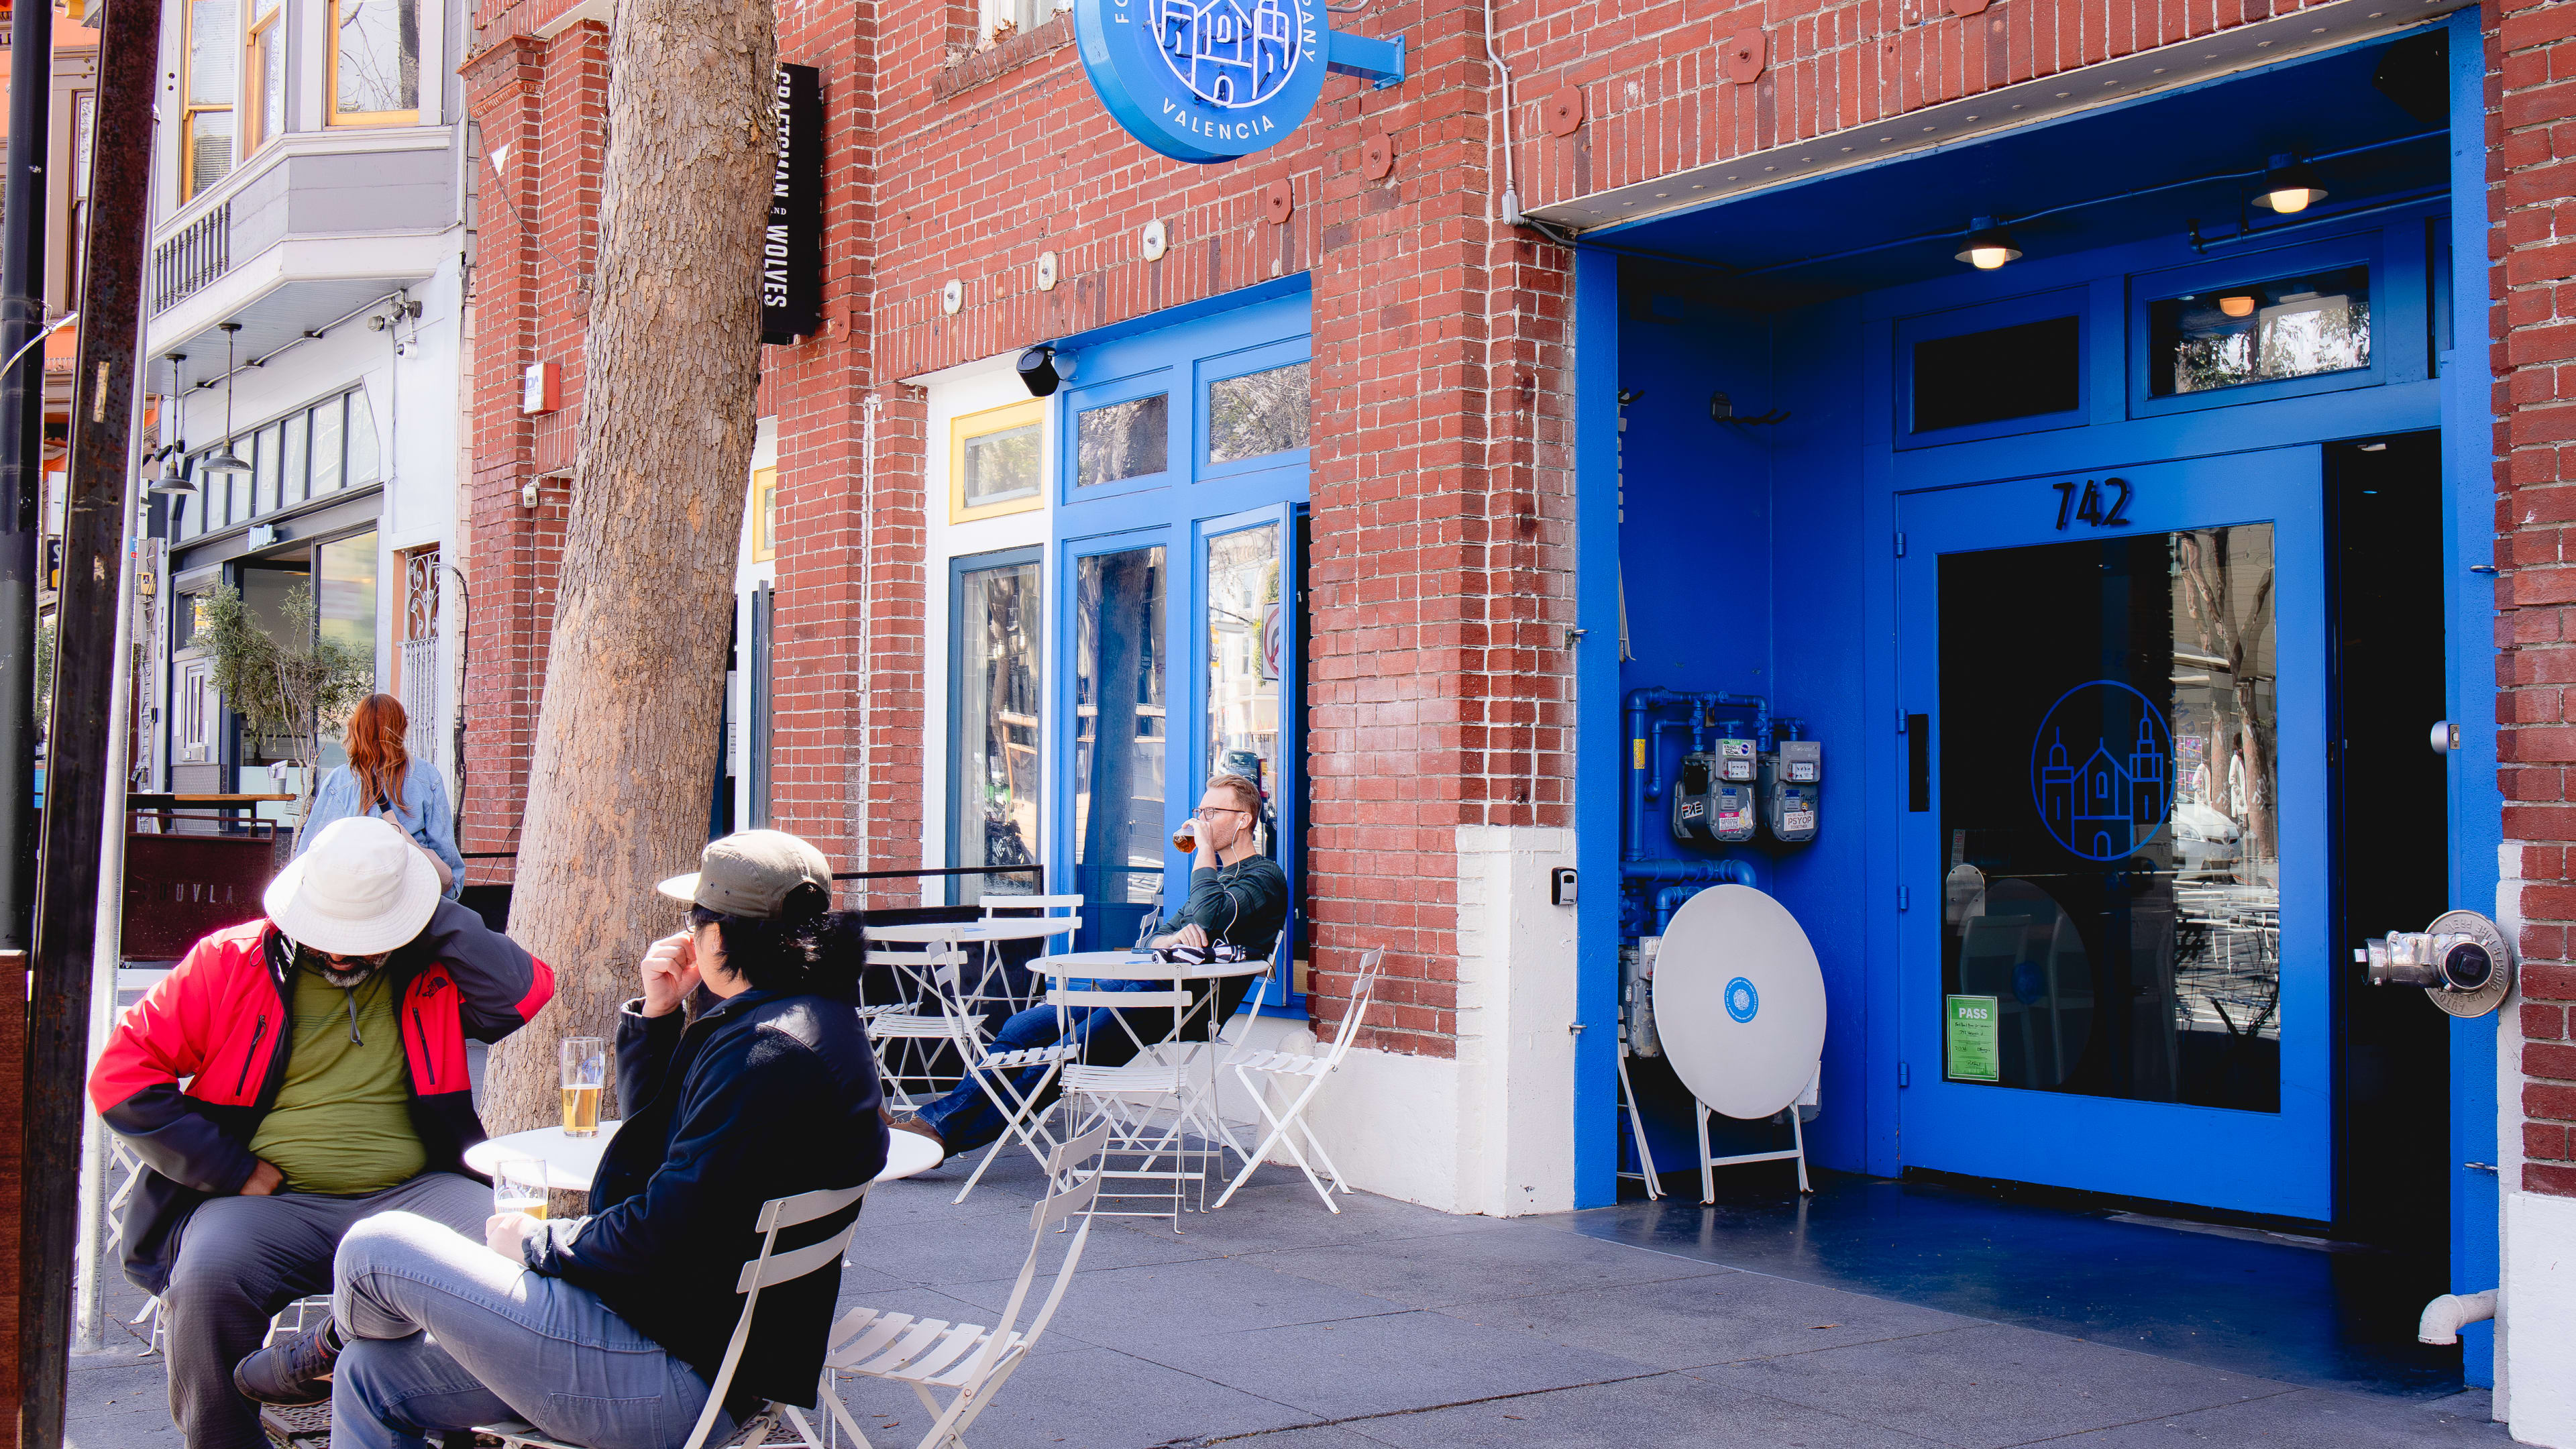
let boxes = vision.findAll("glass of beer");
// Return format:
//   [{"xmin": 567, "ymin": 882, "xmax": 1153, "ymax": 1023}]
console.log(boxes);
[
  {"xmin": 492, "ymin": 1155, "xmax": 548, "ymax": 1222},
  {"xmin": 560, "ymin": 1036, "xmax": 606, "ymax": 1138},
  {"xmin": 1171, "ymin": 820, "xmax": 1198, "ymax": 854}
]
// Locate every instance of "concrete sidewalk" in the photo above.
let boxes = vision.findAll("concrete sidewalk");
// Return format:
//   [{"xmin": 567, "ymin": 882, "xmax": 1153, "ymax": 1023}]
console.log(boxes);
[{"xmin": 68, "ymin": 1148, "xmax": 2509, "ymax": 1449}]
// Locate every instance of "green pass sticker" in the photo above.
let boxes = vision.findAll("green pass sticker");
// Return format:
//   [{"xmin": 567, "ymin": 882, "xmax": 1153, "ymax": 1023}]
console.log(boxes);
[{"xmin": 1947, "ymin": 995, "xmax": 2000, "ymax": 1083}]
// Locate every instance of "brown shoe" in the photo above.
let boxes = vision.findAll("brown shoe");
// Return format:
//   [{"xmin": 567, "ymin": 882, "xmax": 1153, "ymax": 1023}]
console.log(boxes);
[{"xmin": 888, "ymin": 1116, "xmax": 946, "ymax": 1163}]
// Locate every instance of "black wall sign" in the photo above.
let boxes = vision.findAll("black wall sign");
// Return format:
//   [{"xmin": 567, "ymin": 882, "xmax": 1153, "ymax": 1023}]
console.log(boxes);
[{"xmin": 761, "ymin": 63, "xmax": 823, "ymax": 345}]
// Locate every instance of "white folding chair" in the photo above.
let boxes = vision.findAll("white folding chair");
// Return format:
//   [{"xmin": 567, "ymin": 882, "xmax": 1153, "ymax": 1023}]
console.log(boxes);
[
  {"xmin": 1213, "ymin": 949, "xmax": 1383, "ymax": 1213},
  {"xmin": 1054, "ymin": 980, "xmax": 1208, "ymax": 1228},
  {"xmin": 821, "ymin": 1125, "xmax": 1108, "ymax": 1449},
  {"xmin": 941, "ymin": 966, "xmax": 1084, "ymax": 1207},
  {"xmin": 863, "ymin": 946, "xmax": 971, "ymax": 1113},
  {"xmin": 478, "ymin": 1179, "xmax": 873, "ymax": 1449}
]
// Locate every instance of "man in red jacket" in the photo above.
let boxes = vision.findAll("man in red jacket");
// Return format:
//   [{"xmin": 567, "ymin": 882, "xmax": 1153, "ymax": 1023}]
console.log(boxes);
[{"xmin": 88, "ymin": 816, "xmax": 553, "ymax": 1449}]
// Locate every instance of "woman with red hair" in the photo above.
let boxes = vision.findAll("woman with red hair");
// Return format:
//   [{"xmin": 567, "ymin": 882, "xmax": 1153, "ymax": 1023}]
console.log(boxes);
[{"xmin": 292, "ymin": 694, "xmax": 465, "ymax": 898}]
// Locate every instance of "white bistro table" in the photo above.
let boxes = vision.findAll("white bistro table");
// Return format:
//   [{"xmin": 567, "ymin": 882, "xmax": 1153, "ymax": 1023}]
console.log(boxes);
[
  {"xmin": 869, "ymin": 916, "xmax": 1082, "ymax": 1013},
  {"xmin": 466, "ymin": 1120, "xmax": 943, "ymax": 1191}
]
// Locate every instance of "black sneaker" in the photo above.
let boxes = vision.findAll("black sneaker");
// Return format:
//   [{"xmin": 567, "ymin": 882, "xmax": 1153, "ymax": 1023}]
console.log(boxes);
[{"xmin": 233, "ymin": 1319, "xmax": 343, "ymax": 1406}]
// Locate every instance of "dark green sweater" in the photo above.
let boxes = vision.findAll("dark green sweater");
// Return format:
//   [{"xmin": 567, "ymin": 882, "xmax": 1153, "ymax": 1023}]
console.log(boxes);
[{"xmin": 1157, "ymin": 855, "xmax": 1291, "ymax": 961}]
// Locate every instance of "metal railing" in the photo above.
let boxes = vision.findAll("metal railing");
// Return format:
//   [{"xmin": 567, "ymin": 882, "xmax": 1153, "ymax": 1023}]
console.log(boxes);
[{"xmin": 150, "ymin": 202, "xmax": 229, "ymax": 317}]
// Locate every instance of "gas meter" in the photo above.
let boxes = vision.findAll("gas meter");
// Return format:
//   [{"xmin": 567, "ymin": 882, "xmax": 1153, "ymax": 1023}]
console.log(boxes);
[
  {"xmin": 2356, "ymin": 910, "xmax": 2516, "ymax": 1018},
  {"xmin": 1670, "ymin": 739, "xmax": 1758, "ymax": 845},
  {"xmin": 1762, "ymin": 740, "xmax": 1822, "ymax": 844}
]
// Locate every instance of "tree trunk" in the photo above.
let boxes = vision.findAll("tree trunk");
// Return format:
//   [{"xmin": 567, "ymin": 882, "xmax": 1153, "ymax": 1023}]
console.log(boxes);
[{"xmin": 483, "ymin": 0, "xmax": 777, "ymax": 1131}]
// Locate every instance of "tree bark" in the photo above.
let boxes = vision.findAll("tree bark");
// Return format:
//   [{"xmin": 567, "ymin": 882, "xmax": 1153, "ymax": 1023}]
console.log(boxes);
[{"xmin": 484, "ymin": 0, "xmax": 777, "ymax": 1130}]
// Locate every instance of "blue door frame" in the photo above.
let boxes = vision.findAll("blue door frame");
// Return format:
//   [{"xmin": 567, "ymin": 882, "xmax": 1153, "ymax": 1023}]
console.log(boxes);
[
  {"xmin": 1569, "ymin": 5, "xmax": 2499, "ymax": 1380},
  {"xmin": 1046, "ymin": 287, "xmax": 1314, "ymax": 1007}
]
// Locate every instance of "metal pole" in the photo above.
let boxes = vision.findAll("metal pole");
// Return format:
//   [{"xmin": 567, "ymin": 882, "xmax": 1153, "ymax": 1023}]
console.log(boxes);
[
  {"xmin": 24, "ymin": 0, "xmax": 160, "ymax": 1436},
  {"xmin": 73, "ymin": 478, "xmax": 136, "ymax": 1354},
  {"xmin": 1, "ymin": 0, "xmax": 60, "ymax": 961}
]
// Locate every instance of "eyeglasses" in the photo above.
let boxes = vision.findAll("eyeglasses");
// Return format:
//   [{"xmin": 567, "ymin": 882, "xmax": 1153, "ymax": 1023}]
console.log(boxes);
[{"xmin": 1193, "ymin": 806, "xmax": 1249, "ymax": 821}]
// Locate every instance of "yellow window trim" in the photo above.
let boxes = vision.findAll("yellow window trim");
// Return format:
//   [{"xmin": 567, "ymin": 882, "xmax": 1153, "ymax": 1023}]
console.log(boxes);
[
  {"xmin": 751, "ymin": 466, "xmax": 779, "ymax": 562},
  {"xmin": 949, "ymin": 398, "xmax": 1045, "ymax": 525},
  {"xmin": 242, "ymin": 9, "xmax": 282, "ymax": 155},
  {"xmin": 325, "ymin": 0, "xmax": 422, "ymax": 128}
]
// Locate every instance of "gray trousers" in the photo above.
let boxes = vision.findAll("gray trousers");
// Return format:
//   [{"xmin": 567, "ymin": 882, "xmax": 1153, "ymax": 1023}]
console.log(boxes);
[
  {"xmin": 162, "ymin": 1172, "xmax": 487, "ymax": 1449},
  {"xmin": 329, "ymin": 1210, "xmax": 724, "ymax": 1449}
]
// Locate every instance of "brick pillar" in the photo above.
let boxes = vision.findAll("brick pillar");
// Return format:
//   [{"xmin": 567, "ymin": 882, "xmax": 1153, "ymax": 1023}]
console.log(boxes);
[{"xmin": 455, "ymin": 23, "xmax": 604, "ymax": 885}]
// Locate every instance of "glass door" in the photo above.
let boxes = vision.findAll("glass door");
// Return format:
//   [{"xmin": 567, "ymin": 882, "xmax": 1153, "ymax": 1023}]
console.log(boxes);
[
  {"xmin": 1196, "ymin": 503, "xmax": 1300, "ymax": 1002},
  {"xmin": 1896, "ymin": 449, "xmax": 2330, "ymax": 1220},
  {"xmin": 1063, "ymin": 535, "xmax": 1172, "ymax": 951}
]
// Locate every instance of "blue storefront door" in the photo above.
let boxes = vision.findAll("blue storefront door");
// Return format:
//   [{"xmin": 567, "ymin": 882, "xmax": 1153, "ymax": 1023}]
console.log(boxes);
[{"xmin": 1895, "ymin": 448, "xmax": 2330, "ymax": 1221}]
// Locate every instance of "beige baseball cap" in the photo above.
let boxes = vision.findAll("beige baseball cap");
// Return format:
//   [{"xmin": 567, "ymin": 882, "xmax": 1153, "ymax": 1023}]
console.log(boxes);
[{"xmin": 656, "ymin": 829, "xmax": 834, "ymax": 919}]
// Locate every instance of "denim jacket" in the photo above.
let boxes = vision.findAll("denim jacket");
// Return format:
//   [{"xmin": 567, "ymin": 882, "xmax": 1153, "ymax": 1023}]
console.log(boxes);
[{"xmin": 292, "ymin": 761, "xmax": 466, "ymax": 899}]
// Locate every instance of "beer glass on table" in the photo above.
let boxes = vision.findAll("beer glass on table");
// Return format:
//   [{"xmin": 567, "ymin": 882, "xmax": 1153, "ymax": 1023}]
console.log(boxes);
[
  {"xmin": 492, "ymin": 1155, "xmax": 548, "ymax": 1222},
  {"xmin": 561, "ymin": 1036, "xmax": 605, "ymax": 1138}
]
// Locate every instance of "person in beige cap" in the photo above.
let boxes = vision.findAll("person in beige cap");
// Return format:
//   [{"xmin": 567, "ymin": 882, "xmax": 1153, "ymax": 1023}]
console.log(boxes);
[
  {"xmin": 236, "ymin": 828, "xmax": 887, "ymax": 1449},
  {"xmin": 87, "ymin": 815, "xmax": 553, "ymax": 1449}
]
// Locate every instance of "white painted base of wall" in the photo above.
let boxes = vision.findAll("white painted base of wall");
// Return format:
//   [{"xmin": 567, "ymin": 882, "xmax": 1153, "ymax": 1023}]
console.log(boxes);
[
  {"xmin": 1292, "ymin": 826, "xmax": 1581, "ymax": 1217},
  {"xmin": 2507, "ymin": 1189, "xmax": 2576, "ymax": 1447}
]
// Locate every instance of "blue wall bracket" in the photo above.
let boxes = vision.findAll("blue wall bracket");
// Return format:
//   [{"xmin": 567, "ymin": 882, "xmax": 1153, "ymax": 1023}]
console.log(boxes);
[{"xmin": 1326, "ymin": 31, "xmax": 1405, "ymax": 89}]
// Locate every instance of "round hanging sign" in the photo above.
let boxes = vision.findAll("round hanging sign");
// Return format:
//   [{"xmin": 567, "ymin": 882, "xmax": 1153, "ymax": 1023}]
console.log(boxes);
[{"xmin": 1073, "ymin": 0, "xmax": 1331, "ymax": 164}]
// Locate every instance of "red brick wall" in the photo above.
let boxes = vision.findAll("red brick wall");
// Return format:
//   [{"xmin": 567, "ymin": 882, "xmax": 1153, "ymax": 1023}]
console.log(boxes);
[
  {"xmin": 458, "ymin": 0, "xmax": 2544, "ymax": 1094},
  {"xmin": 2492, "ymin": 0, "xmax": 2576, "ymax": 1200}
]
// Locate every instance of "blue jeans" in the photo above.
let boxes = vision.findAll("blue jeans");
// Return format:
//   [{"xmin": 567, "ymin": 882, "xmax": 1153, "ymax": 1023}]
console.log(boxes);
[
  {"xmin": 328, "ymin": 1211, "xmax": 730, "ymax": 1449},
  {"xmin": 912, "ymin": 978, "xmax": 1169, "ymax": 1152}
]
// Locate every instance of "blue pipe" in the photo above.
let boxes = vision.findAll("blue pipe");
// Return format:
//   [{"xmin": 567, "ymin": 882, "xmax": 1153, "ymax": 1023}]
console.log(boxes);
[
  {"xmin": 1624, "ymin": 688, "xmax": 1770, "ymax": 861},
  {"xmin": 1645, "ymin": 859, "xmax": 1759, "ymax": 931}
]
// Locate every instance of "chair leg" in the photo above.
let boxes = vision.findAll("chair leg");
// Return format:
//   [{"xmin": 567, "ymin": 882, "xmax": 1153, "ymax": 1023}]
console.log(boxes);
[{"xmin": 819, "ymin": 1373, "xmax": 881, "ymax": 1449}]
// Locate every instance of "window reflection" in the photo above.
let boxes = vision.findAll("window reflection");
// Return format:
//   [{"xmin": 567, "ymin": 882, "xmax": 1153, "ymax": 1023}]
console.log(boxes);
[
  {"xmin": 1939, "ymin": 525, "xmax": 2281, "ymax": 1112},
  {"xmin": 1073, "ymin": 547, "xmax": 1167, "ymax": 948},
  {"xmin": 1207, "ymin": 362, "xmax": 1309, "ymax": 464},
  {"xmin": 1204, "ymin": 523, "xmax": 1280, "ymax": 826},
  {"xmin": 955, "ymin": 560, "xmax": 1041, "ymax": 905},
  {"xmin": 2151, "ymin": 266, "xmax": 2369, "ymax": 396},
  {"xmin": 1077, "ymin": 394, "xmax": 1168, "ymax": 487},
  {"xmin": 963, "ymin": 421, "xmax": 1041, "ymax": 507}
]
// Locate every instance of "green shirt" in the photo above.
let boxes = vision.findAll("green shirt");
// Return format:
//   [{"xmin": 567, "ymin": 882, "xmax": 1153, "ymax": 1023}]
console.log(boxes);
[{"xmin": 245, "ymin": 963, "xmax": 427, "ymax": 1195}]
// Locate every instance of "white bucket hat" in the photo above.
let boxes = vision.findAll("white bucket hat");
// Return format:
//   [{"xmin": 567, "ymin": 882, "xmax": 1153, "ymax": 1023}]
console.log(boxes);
[{"xmin": 263, "ymin": 815, "xmax": 444, "ymax": 956}]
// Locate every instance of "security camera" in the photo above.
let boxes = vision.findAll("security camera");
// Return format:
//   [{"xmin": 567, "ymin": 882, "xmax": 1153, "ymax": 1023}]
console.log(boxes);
[
  {"xmin": 368, "ymin": 315, "xmax": 392, "ymax": 331},
  {"xmin": 1017, "ymin": 344, "xmax": 1076, "ymax": 398}
]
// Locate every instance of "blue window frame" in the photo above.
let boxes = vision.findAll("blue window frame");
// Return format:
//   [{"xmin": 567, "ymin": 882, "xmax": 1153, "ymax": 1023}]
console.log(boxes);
[
  {"xmin": 949, "ymin": 545, "xmax": 1045, "ymax": 906},
  {"xmin": 1895, "ymin": 286, "xmax": 2091, "ymax": 449},
  {"xmin": 2126, "ymin": 229, "xmax": 2415, "ymax": 419},
  {"xmin": 1049, "ymin": 286, "xmax": 1313, "ymax": 1012}
]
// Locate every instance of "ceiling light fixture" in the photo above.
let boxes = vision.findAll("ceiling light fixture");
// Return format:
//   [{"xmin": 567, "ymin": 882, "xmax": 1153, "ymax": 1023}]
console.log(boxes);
[
  {"xmin": 145, "ymin": 353, "xmax": 199, "ymax": 498},
  {"xmin": 2253, "ymin": 153, "xmax": 2328, "ymax": 214},
  {"xmin": 2218, "ymin": 294, "xmax": 2257, "ymax": 318},
  {"xmin": 1955, "ymin": 216, "xmax": 2022, "ymax": 270},
  {"xmin": 201, "ymin": 323, "xmax": 252, "ymax": 479}
]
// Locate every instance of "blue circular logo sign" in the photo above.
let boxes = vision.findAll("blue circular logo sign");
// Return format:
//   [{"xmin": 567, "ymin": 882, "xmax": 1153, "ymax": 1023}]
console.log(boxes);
[
  {"xmin": 1725, "ymin": 977, "xmax": 1759, "ymax": 1024},
  {"xmin": 1075, "ymin": 0, "xmax": 1330, "ymax": 163},
  {"xmin": 2029, "ymin": 680, "xmax": 2174, "ymax": 863}
]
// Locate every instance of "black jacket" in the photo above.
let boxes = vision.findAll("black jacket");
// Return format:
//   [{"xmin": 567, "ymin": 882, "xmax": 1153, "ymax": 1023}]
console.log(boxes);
[{"xmin": 522, "ymin": 984, "xmax": 886, "ymax": 1413}]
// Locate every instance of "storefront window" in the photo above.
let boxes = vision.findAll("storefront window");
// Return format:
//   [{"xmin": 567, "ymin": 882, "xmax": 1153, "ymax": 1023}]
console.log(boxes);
[
  {"xmin": 955, "ymin": 557, "xmax": 1042, "ymax": 904},
  {"xmin": 1939, "ymin": 525, "xmax": 2280, "ymax": 1112},
  {"xmin": 956, "ymin": 402, "xmax": 1043, "ymax": 517},
  {"xmin": 282, "ymin": 409, "xmax": 309, "ymax": 503},
  {"xmin": 312, "ymin": 396, "xmax": 345, "ymax": 494},
  {"xmin": 1073, "ymin": 546, "xmax": 1166, "ymax": 943},
  {"xmin": 2150, "ymin": 266, "xmax": 2369, "ymax": 396},
  {"xmin": 1203, "ymin": 522, "xmax": 1280, "ymax": 814},
  {"xmin": 253, "ymin": 422, "xmax": 282, "ymax": 516},
  {"xmin": 1207, "ymin": 362, "xmax": 1309, "ymax": 463},
  {"xmin": 1077, "ymin": 393, "xmax": 1167, "ymax": 487},
  {"xmin": 347, "ymin": 392, "xmax": 381, "ymax": 483},
  {"xmin": 318, "ymin": 531, "xmax": 379, "ymax": 700}
]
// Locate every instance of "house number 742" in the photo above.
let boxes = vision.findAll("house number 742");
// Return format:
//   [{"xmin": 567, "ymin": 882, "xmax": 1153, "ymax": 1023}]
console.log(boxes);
[{"xmin": 2051, "ymin": 477, "xmax": 2132, "ymax": 530}]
